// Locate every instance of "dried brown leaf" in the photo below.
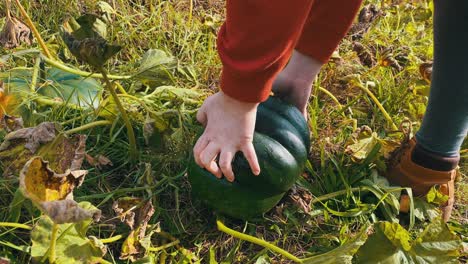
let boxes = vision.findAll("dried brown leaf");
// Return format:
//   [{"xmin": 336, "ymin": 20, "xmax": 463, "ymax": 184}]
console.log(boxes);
[
  {"xmin": 85, "ymin": 153, "xmax": 112, "ymax": 168},
  {"xmin": 0, "ymin": 15, "xmax": 32, "ymax": 49},
  {"xmin": 0, "ymin": 122, "xmax": 57, "ymax": 153},
  {"xmin": 0, "ymin": 122, "xmax": 86, "ymax": 176},
  {"xmin": 41, "ymin": 199, "xmax": 101, "ymax": 224},
  {"xmin": 353, "ymin": 42, "xmax": 375, "ymax": 67},
  {"xmin": 0, "ymin": 114, "xmax": 23, "ymax": 132},
  {"xmin": 96, "ymin": 154, "xmax": 113, "ymax": 167},
  {"xmin": 419, "ymin": 61, "xmax": 433, "ymax": 84},
  {"xmin": 349, "ymin": 4, "xmax": 384, "ymax": 40},
  {"xmin": 113, "ymin": 197, "xmax": 155, "ymax": 261},
  {"xmin": 113, "ymin": 197, "xmax": 154, "ymax": 231}
]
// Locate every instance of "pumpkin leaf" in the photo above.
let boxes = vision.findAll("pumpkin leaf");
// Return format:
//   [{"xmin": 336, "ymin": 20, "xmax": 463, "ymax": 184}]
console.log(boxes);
[
  {"xmin": 61, "ymin": 30, "xmax": 121, "ymax": 68},
  {"xmin": 133, "ymin": 49, "xmax": 177, "ymax": 87},
  {"xmin": 426, "ymin": 186, "xmax": 449, "ymax": 205},
  {"xmin": 149, "ymin": 85, "xmax": 201, "ymax": 101},
  {"xmin": 143, "ymin": 115, "xmax": 164, "ymax": 148},
  {"xmin": 345, "ymin": 126, "xmax": 400, "ymax": 162},
  {"xmin": 97, "ymin": 1, "xmax": 116, "ymax": 23},
  {"xmin": 254, "ymin": 254, "xmax": 271, "ymax": 264},
  {"xmin": 413, "ymin": 197, "xmax": 441, "ymax": 222},
  {"xmin": 0, "ymin": 122, "xmax": 86, "ymax": 176},
  {"xmin": 113, "ymin": 197, "xmax": 155, "ymax": 261},
  {"xmin": 31, "ymin": 202, "xmax": 107, "ymax": 264},
  {"xmin": 60, "ymin": 11, "xmax": 121, "ymax": 68},
  {"xmin": 302, "ymin": 226, "xmax": 368, "ymax": 264},
  {"xmin": 1, "ymin": 67, "xmax": 103, "ymax": 108},
  {"xmin": 355, "ymin": 220, "xmax": 462, "ymax": 264},
  {"xmin": 19, "ymin": 157, "xmax": 99, "ymax": 224},
  {"xmin": 72, "ymin": 14, "xmax": 108, "ymax": 39},
  {"xmin": 20, "ymin": 157, "xmax": 85, "ymax": 202}
]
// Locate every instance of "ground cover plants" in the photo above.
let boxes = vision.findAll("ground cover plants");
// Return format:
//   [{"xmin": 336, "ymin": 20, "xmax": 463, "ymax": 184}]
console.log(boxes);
[{"xmin": 0, "ymin": 0, "xmax": 466, "ymax": 263}]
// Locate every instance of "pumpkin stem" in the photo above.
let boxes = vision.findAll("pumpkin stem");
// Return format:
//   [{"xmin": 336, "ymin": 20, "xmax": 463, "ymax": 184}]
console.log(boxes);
[
  {"xmin": 98, "ymin": 66, "xmax": 138, "ymax": 163},
  {"xmin": 217, "ymin": 220, "xmax": 303, "ymax": 263},
  {"xmin": 354, "ymin": 80, "xmax": 398, "ymax": 131},
  {"xmin": 40, "ymin": 54, "xmax": 132, "ymax": 80},
  {"xmin": 64, "ymin": 120, "xmax": 113, "ymax": 136},
  {"xmin": 0, "ymin": 222, "xmax": 32, "ymax": 230}
]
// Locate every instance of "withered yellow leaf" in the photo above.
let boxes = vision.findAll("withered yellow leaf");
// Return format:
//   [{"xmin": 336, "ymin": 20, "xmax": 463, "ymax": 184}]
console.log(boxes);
[
  {"xmin": 19, "ymin": 157, "xmax": 98, "ymax": 224},
  {"xmin": 20, "ymin": 157, "xmax": 86, "ymax": 203}
]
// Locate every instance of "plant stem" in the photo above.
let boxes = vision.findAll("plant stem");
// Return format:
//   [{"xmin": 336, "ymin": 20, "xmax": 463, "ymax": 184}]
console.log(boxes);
[
  {"xmin": 114, "ymin": 81, "xmax": 128, "ymax": 94},
  {"xmin": 355, "ymin": 82, "xmax": 398, "ymax": 130},
  {"xmin": 41, "ymin": 55, "xmax": 132, "ymax": 80},
  {"xmin": 318, "ymin": 87, "xmax": 343, "ymax": 110},
  {"xmin": 64, "ymin": 120, "xmax": 113, "ymax": 135},
  {"xmin": 34, "ymin": 97, "xmax": 83, "ymax": 110},
  {"xmin": 30, "ymin": 56, "xmax": 41, "ymax": 92},
  {"xmin": 0, "ymin": 222, "xmax": 32, "ymax": 230},
  {"xmin": 188, "ymin": 0, "xmax": 193, "ymax": 25},
  {"xmin": 98, "ymin": 66, "xmax": 137, "ymax": 162},
  {"xmin": 5, "ymin": 0, "xmax": 11, "ymax": 19},
  {"xmin": 100, "ymin": 234, "xmax": 123, "ymax": 244},
  {"xmin": 148, "ymin": 240, "xmax": 180, "ymax": 252},
  {"xmin": 13, "ymin": 0, "xmax": 53, "ymax": 59},
  {"xmin": 49, "ymin": 223, "xmax": 59, "ymax": 264},
  {"xmin": 217, "ymin": 220, "xmax": 303, "ymax": 263}
]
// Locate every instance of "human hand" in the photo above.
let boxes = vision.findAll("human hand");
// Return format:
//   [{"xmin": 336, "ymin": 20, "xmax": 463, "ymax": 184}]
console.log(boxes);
[
  {"xmin": 193, "ymin": 91, "xmax": 261, "ymax": 182},
  {"xmin": 272, "ymin": 50, "xmax": 322, "ymax": 118}
]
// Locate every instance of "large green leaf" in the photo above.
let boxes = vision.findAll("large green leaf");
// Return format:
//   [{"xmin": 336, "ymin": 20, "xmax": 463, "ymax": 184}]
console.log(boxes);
[
  {"xmin": 133, "ymin": 49, "xmax": 177, "ymax": 87},
  {"xmin": 72, "ymin": 14, "xmax": 108, "ymax": 39},
  {"xmin": 31, "ymin": 202, "xmax": 108, "ymax": 264},
  {"xmin": 355, "ymin": 220, "xmax": 462, "ymax": 264},
  {"xmin": 1, "ymin": 67, "xmax": 102, "ymax": 108},
  {"xmin": 302, "ymin": 227, "xmax": 368, "ymax": 264}
]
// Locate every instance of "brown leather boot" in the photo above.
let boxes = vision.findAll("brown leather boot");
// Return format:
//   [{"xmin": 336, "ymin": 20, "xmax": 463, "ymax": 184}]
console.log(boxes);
[{"xmin": 386, "ymin": 138, "xmax": 457, "ymax": 222}]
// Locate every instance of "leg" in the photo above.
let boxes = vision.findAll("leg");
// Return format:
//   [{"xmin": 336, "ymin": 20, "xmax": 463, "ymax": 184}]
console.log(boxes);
[
  {"xmin": 387, "ymin": 0, "xmax": 468, "ymax": 222},
  {"xmin": 414, "ymin": 0, "xmax": 468, "ymax": 159},
  {"xmin": 273, "ymin": 0, "xmax": 363, "ymax": 116}
]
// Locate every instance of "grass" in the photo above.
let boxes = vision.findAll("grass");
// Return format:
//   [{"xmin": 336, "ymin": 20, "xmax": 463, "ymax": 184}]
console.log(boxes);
[{"xmin": 0, "ymin": 0, "xmax": 466, "ymax": 263}]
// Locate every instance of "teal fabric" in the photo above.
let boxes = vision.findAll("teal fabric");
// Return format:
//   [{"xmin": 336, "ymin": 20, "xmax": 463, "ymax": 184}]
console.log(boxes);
[{"xmin": 415, "ymin": 0, "xmax": 468, "ymax": 157}]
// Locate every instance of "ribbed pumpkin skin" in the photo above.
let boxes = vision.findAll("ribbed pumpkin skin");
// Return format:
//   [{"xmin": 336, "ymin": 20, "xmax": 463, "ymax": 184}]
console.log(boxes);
[{"xmin": 188, "ymin": 96, "xmax": 310, "ymax": 220}]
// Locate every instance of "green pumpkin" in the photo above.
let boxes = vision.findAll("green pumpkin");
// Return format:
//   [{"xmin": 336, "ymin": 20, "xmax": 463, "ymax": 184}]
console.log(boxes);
[{"xmin": 188, "ymin": 96, "xmax": 310, "ymax": 220}]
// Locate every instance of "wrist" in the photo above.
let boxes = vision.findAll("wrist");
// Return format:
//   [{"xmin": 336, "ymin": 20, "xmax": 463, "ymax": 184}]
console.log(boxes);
[{"xmin": 220, "ymin": 91, "xmax": 259, "ymax": 111}]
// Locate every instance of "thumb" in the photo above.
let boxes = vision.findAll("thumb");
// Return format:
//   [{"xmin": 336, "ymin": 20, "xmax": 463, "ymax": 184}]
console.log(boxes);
[{"xmin": 196, "ymin": 106, "xmax": 207, "ymax": 126}]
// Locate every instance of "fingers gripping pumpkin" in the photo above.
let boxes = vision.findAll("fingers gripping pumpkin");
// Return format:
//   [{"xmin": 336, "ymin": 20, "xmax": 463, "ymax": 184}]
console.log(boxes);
[{"xmin": 189, "ymin": 96, "xmax": 310, "ymax": 220}]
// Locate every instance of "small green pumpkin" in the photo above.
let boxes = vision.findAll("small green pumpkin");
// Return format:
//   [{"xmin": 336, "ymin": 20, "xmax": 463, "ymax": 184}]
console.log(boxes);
[{"xmin": 188, "ymin": 96, "xmax": 310, "ymax": 220}]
